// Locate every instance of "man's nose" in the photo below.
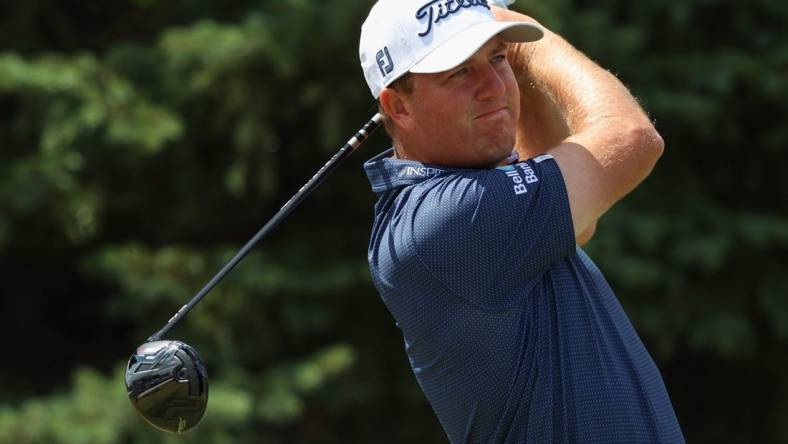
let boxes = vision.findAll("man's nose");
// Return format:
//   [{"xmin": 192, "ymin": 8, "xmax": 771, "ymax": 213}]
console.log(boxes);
[{"xmin": 475, "ymin": 63, "xmax": 506, "ymax": 101}]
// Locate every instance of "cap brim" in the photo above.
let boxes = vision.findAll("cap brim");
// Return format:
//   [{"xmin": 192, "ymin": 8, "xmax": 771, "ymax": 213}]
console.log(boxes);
[{"xmin": 410, "ymin": 21, "xmax": 543, "ymax": 74}]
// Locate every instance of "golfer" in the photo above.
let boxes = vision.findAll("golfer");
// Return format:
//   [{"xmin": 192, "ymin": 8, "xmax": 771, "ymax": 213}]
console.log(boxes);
[{"xmin": 360, "ymin": 0, "xmax": 684, "ymax": 442}]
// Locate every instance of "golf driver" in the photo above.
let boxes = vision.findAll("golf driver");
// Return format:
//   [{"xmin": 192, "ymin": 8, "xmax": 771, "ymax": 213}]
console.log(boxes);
[{"xmin": 125, "ymin": 113, "xmax": 385, "ymax": 433}]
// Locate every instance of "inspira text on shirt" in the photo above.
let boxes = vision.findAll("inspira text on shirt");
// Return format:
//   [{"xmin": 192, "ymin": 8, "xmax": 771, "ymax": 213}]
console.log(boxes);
[{"xmin": 404, "ymin": 166, "xmax": 445, "ymax": 177}]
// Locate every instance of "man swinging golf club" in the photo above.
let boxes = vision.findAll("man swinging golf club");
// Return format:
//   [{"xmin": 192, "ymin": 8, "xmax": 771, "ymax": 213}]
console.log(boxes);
[{"xmin": 360, "ymin": 0, "xmax": 685, "ymax": 442}]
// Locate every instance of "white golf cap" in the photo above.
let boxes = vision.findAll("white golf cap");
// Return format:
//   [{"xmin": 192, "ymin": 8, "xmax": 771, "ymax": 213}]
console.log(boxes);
[{"xmin": 359, "ymin": 0, "xmax": 543, "ymax": 98}]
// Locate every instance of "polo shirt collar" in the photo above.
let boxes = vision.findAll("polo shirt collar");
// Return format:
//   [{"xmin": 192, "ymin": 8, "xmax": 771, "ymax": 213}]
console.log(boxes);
[{"xmin": 363, "ymin": 148, "xmax": 454, "ymax": 193}]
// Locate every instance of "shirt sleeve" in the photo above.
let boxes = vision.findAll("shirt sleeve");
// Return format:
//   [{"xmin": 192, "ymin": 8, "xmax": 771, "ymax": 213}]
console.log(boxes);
[{"xmin": 409, "ymin": 155, "xmax": 575, "ymax": 310}]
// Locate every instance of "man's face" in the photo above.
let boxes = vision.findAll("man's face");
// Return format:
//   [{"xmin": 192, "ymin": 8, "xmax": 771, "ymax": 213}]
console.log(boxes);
[{"xmin": 401, "ymin": 37, "xmax": 521, "ymax": 168}]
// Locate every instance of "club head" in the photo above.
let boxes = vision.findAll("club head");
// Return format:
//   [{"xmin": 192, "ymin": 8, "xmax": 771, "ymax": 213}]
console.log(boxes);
[{"xmin": 125, "ymin": 340, "xmax": 208, "ymax": 433}]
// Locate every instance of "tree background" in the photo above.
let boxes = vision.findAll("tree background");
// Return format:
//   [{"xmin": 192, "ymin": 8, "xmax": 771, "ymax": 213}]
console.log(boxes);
[{"xmin": 0, "ymin": 0, "xmax": 786, "ymax": 442}]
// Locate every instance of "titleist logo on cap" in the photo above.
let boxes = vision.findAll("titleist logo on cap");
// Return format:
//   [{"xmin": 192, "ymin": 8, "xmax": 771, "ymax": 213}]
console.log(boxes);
[
  {"xmin": 359, "ymin": 0, "xmax": 542, "ymax": 98},
  {"xmin": 416, "ymin": 0, "xmax": 491, "ymax": 37}
]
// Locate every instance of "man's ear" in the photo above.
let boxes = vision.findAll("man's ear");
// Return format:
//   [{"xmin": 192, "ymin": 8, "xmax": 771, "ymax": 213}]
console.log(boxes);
[{"xmin": 379, "ymin": 87, "xmax": 415, "ymax": 132}]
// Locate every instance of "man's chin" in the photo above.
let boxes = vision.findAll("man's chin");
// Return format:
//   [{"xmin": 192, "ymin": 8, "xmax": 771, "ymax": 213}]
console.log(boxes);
[
  {"xmin": 475, "ymin": 117, "xmax": 516, "ymax": 138},
  {"xmin": 475, "ymin": 141, "xmax": 517, "ymax": 168},
  {"xmin": 482, "ymin": 133, "xmax": 517, "ymax": 155}
]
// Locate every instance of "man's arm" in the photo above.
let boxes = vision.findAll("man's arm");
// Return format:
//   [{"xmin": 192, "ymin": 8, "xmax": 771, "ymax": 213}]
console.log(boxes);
[
  {"xmin": 495, "ymin": 8, "xmax": 664, "ymax": 241},
  {"xmin": 576, "ymin": 221, "xmax": 597, "ymax": 246}
]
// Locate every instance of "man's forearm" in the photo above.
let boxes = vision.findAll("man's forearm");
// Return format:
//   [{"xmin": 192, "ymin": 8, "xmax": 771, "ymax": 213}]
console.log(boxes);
[
  {"xmin": 514, "ymin": 72, "xmax": 570, "ymax": 159},
  {"xmin": 495, "ymin": 8, "xmax": 663, "ymax": 237},
  {"xmin": 498, "ymin": 9, "xmax": 658, "ymax": 147}
]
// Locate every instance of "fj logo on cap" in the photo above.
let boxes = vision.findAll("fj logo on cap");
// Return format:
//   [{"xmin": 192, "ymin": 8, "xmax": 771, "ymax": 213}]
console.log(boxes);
[
  {"xmin": 416, "ymin": 0, "xmax": 491, "ymax": 37},
  {"xmin": 376, "ymin": 47, "xmax": 394, "ymax": 77}
]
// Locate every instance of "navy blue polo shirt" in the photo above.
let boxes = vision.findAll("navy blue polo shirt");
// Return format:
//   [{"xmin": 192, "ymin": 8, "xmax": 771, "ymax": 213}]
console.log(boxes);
[{"xmin": 364, "ymin": 149, "xmax": 684, "ymax": 443}]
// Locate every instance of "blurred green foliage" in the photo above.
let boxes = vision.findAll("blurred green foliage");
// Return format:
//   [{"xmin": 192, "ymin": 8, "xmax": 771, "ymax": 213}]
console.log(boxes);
[{"xmin": 0, "ymin": 0, "xmax": 786, "ymax": 442}]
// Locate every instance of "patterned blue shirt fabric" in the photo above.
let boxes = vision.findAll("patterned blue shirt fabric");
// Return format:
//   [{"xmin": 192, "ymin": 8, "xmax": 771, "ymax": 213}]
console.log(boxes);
[{"xmin": 364, "ymin": 148, "xmax": 684, "ymax": 443}]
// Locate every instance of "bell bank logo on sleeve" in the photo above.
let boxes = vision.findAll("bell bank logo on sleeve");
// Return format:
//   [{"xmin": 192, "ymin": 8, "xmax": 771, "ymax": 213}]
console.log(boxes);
[
  {"xmin": 499, "ymin": 163, "xmax": 539, "ymax": 195},
  {"xmin": 416, "ymin": 0, "xmax": 491, "ymax": 37}
]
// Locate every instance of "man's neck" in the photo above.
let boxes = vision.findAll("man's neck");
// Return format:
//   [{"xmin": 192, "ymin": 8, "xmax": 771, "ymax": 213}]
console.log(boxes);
[{"xmin": 392, "ymin": 144, "xmax": 519, "ymax": 168}]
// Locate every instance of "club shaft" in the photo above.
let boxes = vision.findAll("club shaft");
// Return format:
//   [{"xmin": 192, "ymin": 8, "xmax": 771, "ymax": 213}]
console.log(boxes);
[{"xmin": 148, "ymin": 114, "xmax": 385, "ymax": 342}]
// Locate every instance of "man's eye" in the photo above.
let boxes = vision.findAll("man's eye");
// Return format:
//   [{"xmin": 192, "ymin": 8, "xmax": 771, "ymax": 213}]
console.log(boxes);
[
  {"xmin": 450, "ymin": 67, "xmax": 468, "ymax": 78},
  {"xmin": 491, "ymin": 54, "xmax": 507, "ymax": 64}
]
